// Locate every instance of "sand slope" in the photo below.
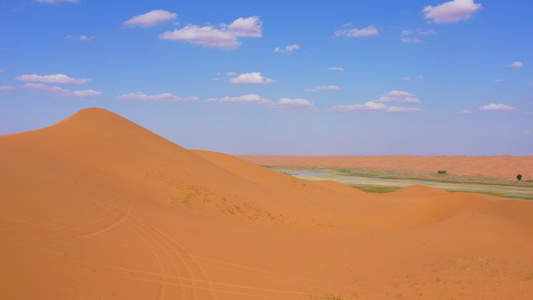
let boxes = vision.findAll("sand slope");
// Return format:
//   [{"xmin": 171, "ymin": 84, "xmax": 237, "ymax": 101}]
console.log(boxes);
[{"xmin": 1, "ymin": 108, "xmax": 532, "ymax": 299}]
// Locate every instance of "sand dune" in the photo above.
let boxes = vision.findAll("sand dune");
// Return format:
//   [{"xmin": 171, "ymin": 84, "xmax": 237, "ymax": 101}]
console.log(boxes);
[
  {"xmin": 1, "ymin": 108, "xmax": 532, "ymax": 299},
  {"xmin": 235, "ymin": 154, "xmax": 533, "ymax": 179}
]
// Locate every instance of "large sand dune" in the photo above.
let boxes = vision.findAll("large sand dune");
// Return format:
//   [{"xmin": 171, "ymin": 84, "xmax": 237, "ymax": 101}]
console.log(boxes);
[{"xmin": 1, "ymin": 108, "xmax": 532, "ymax": 299}]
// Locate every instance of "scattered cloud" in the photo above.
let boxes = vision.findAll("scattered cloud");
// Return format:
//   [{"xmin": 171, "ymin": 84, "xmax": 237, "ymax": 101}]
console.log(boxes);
[
  {"xmin": 160, "ymin": 25, "xmax": 239, "ymax": 49},
  {"xmin": 402, "ymin": 28, "xmax": 438, "ymax": 36},
  {"xmin": 66, "ymin": 35, "xmax": 95, "ymax": 41},
  {"xmin": 228, "ymin": 72, "xmax": 274, "ymax": 84},
  {"xmin": 208, "ymin": 93, "xmax": 270, "ymax": 105},
  {"xmin": 123, "ymin": 10, "xmax": 177, "ymax": 28},
  {"xmin": 225, "ymin": 16, "xmax": 262, "ymax": 37},
  {"xmin": 375, "ymin": 90, "xmax": 421, "ymax": 104},
  {"xmin": 159, "ymin": 16, "xmax": 262, "ymax": 50},
  {"xmin": 274, "ymin": 44, "xmax": 300, "ymax": 54},
  {"xmin": 387, "ymin": 106, "xmax": 423, "ymax": 113},
  {"xmin": 479, "ymin": 103, "xmax": 518, "ymax": 111},
  {"xmin": 0, "ymin": 85, "xmax": 16, "ymax": 93},
  {"xmin": 418, "ymin": 29, "xmax": 439, "ymax": 35},
  {"xmin": 116, "ymin": 92, "xmax": 198, "ymax": 102},
  {"xmin": 334, "ymin": 25, "xmax": 378, "ymax": 38},
  {"xmin": 507, "ymin": 61, "xmax": 523, "ymax": 68},
  {"xmin": 329, "ymin": 90, "xmax": 423, "ymax": 113},
  {"xmin": 15, "ymin": 74, "xmax": 90, "ymax": 85},
  {"xmin": 304, "ymin": 85, "xmax": 340, "ymax": 92},
  {"xmin": 460, "ymin": 109, "xmax": 473, "ymax": 114},
  {"xmin": 523, "ymin": 130, "xmax": 531, "ymax": 135},
  {"xmin": 328, "ymin": 67, "xmax": 344, "ymax": 71},
  {"xmin": 270, "ymin": 98, "xmax": 315, "ymax": 110},
  {"xmin": 329, "ymin": 101, "xmax": 423, "ymax": 113},
  {"xmin": 329, "ymin": 101, "xmax": 387, "ymax": 112},
  {"xmin": 401, "ymin": 77, "xmax": 412, "ymax": 81},
  {"xmin": 401, "ymin": 37, "xmax": 423, "ymax": 43},
  {"xmin": 207, "ymin": 94, "xmax": 314, "ymax": 111},
  {"xmin": 21, "ymin": 83, "xmax": 101, "ymax": 98},
  {"xmin": 423, "ymin": 0, "xmax": 482, "ymax": 23},
  {"xmin": 36, "ymin": 0, "xmax": 78, "ymax": 4},
  {"xmin": 226, "ymin": 71, "xmax": 238, "ymax": 76}
]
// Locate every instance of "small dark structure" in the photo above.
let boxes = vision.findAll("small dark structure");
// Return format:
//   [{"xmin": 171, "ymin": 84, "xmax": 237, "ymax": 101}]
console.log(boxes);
[
  {"xmin": 437, "ymin": 170, "xmax": 447, "ymax": 175},
  {"xmin": 517, "ymin": 174, "xmax": 522, "ymax": 181}
]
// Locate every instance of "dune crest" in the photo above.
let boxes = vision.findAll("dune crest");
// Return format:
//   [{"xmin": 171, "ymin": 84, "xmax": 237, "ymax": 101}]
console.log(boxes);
[{"xmin": 1, "ymin": 108, "xmax": 532, "ymax": 299}]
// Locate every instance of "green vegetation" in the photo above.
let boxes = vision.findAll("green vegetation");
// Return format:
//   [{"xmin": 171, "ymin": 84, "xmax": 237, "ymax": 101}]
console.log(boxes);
[
  {"xmin": 350, "ymin": 185, "xmax": 401, "ymax": 193},
  {"xmin": 268, "ymin": 166, "xmax": 533, "ymax": 200}
]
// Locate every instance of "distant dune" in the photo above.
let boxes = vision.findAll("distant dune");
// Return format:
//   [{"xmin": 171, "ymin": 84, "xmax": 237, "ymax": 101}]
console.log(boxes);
[
  {"xmin": 1, "ymin": 108, "xmax": 532, "ymax": 299},
  {"xmin": 235, "ymin": 154, "xmax": 533, "ymax": 179}
]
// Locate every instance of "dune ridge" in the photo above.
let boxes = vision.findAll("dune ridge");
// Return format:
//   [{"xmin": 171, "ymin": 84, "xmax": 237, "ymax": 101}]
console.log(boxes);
[{"xmin": 1, "ymin": 108, "xmax": 532, "ymax": 299}]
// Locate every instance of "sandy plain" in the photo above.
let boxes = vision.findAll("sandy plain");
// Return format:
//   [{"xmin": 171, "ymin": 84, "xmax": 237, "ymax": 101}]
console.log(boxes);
[
  {"xmin": 1, "ymin": 108, "xmax": 532, "ymax": 300},
  {"xmin": 234, "ymin": 155, "xmax": 533, "ymax": 180}
]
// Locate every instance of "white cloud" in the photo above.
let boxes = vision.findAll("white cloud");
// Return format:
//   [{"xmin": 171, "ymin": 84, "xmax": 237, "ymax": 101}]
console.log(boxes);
[
  {"xmin": 401, "ymin": 29, "xmax": 415, "ymax": 36},
  {"xmin": 387, "ymin": 106, "xmax": 423, "ymax": 113},
  {"xmin": 209, "ymin": 93, "xmax": 270, "ymax": 104},
  {"xmin": 376, "ymin": 90, "xmax": 421, "ymax": 104},
  {"xmin": 418, "ymin": 29, "xmax": 438, "ymax": 35},
  {"xmin": 401, "ymin": 37, "xmax": 423, "ymax": 43},
  {"xmin": 229, "ymin": 72, "xmax": 274, "ymax": 84},
  {"xmin": 460, "ymin": 109, "xmax": 473, "ymax": 114},
  {"xmin": 401, "ymin": 77, "xmax": 412, "ymax": 81},
  {"xmin": 274, "ymin": 44, "xmax": 300, "ymax": 54},
  {"xmin": 123, "ymin": 10, "xmax": 177, "ymax": 28},
  {"xmin": 402, "ymin": 29, "xmax": 438, "ymax": 36},
  {"xmin": 0, "ymin": 85, "xmax": 15, "ymax": 93},
  {"xmin": 329, "ymin": 90, "xmax": 423, "ymax": 113},
  {"xmin": 328, "ymin": 67, "xmax": 344, "ymax": 71},
  {"xmin": 479, "ymin": 103, "xmax": 518, "ymax": 111},
  {"xmin": 116, "ymin": 92, "xmax": 198, "ymax": 102},
  {"xmin": 15, "ymin": 74, "xmax": 90, "ymax": 85},
  {"xmin": 160, "ymin": 25, "xmax": 239, "ymax": 49},
  {"xmin": 507, "ymin": 61, "xmax": 523, "ymax": 68},
  {"xmin": 423, "ymin": 0, "xmax": 482, "ymax": 23},
  {"xmin": 36, "ymin": 0, "xmax": 78, "ymax": 4},
  {"xmin": 21, "ymin": 83, "xmax": 102, "ymax": 98},
  {"xmin": 66, "ymin": 35, "xmax": 95, "ymax": 41},
  {"xmin": 159, "ymin": 16, "xmax": 262, "ymax": 50},
  {"xmin": 329, "ymin": 101, "xmax": 423, "ymax": 113},
  {"xmin": 304, "ymin": 85, "xmax": 340, "ymax": 92},
  {"xmin": 334, "ymin": 25, "xmax": 378, "ymax": 37},
  {"xmin": 226, "ymin": 71, "xmax": 238, "ymax": 76},
  {"xmin": 225, "ymin": 16, "xmax": 262, "ymax": 37},
  {"xmin": 270, "ymin": 98, "xmax": 315, "ymax": 110},
  {"xmin": 329, "ymin": 101, "xmax": 387, "ymax": 112},
  {"xmin": 522, "ymin": 130, "xmax": 531, "ymax": 135}
]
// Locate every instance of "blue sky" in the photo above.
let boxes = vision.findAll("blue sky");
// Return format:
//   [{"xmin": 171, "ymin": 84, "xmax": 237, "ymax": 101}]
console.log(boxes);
[{"xmin": 1, "ymin": 0, "xmax": 532, "ymax": 155}]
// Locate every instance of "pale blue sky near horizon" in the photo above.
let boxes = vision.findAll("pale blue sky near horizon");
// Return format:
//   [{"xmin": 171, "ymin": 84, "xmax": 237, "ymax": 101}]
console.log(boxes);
[{"xmin": 1, "ymin": 0, "xmax": 532, "ymax": 156}]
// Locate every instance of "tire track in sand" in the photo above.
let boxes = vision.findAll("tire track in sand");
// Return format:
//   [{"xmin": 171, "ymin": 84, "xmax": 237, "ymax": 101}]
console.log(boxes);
[{"xmin": 131, "ymin": 214, "xmax": 218, "ymax": 300}]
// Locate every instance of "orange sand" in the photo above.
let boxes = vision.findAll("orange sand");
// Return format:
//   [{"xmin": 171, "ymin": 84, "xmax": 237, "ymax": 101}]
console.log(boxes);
[
  {"xmin": 1, "ymin": 108, "xmax": 532, "ymax": 299},
  {"xmin": 235, "ymin": 154, "xmax": 533, "ymax": 179}
]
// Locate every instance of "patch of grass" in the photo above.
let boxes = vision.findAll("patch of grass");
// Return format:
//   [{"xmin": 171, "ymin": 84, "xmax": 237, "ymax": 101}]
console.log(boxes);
[{"xmin": 350, "ymin": 185, "xmax": 402, "ymax": 193}]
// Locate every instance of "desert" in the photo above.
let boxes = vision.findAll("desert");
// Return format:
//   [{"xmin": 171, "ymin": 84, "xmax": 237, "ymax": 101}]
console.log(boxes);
[{"xmin": 1, "ymin": 108, "xmax": 532, "ymax": 300}]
